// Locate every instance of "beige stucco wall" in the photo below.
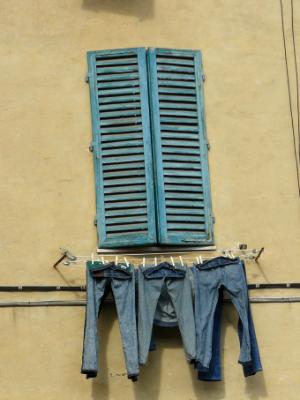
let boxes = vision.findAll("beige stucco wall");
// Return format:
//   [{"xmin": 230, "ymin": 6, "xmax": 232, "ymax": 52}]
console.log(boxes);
[{"xmin": 0, "ymin": 1, "xmax": 300, "ymax": 399}]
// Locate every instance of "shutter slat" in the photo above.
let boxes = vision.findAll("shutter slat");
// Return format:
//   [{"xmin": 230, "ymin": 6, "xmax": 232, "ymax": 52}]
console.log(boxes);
[
  {"xmin": 103, "ymin": 177, "xmax": 145, "ymax": 187},
  {"xmin": 105, "ymin": 208, "xmax": 147, "ymax": 217},
  {"xmin": 148, "ymin": 48, "xmax": 213, "ymax": 245},
  {"xmin": 101, "ymin": 139, "xmax": 143, "ymax": 149},
  {"xmin": 97, "ymin": 66, "xmax": 139, "ymax": 74},
  {"xmin": 157, "ymin": 65, "xmax": 195, "ymax": 73},
  {"xmin": 97, "ymin": 80, "xmax": 140, "ymax": 89},
  {"xmin": 105, "ymin": 192, "xmax": 146, "ymax": 202},
  {"xmin": 97, "ymin": 72, "xmax": 139, "ymax": 82},
  {"xmin": 99, "ymin": 102, "xmax": 141, "ymax": 111},
  {"xmin": 100, "ymin": 109, "xmax": 142, "ymax": 119},
  {"xmin": 99, "ymin": 95, "xmax": 141, "ymax": 104},
  {"xmin": 161, "ymin": 132, "xmax": 200, "ymax": 141},
  {"xmin": 102, "ymin": 161, "xmax": 144, "ymax": 171},
  {"xmin": 156, "ymin": 58, "xmax": 194, "ymax": 66},
  {"xmin": 104, "ymin": 184, "xmax": 145, "ymax": 195},
  {"xmin": 106, "ymin": 223, "xmax": 148, "ymax": 233},
  {"xmin": 159, "ymin": 109, "xmax": 198, "ymax": 117},
  {"xmin": 88, "ymin": 48, "xmax": 157, "ymax": 248},
  {"xmin": 103, "ymin": 169, "xmax": 145, "ymax": 179},
  {"xmin": 167, "ymin": 215, "xmax": 205, "ymax": 222},
  {"xmin": 158, "ymin": 102, "xmax": 197, "ymax": 110}
]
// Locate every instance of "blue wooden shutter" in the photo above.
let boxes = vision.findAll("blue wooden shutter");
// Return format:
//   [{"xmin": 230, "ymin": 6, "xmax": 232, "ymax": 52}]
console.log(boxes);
[
  {"xmin": 148, "ymin": 48, "xmax": 214, "ymax": 245},
  {"xmin": 87, "ymin": 48, "xmax": 157, "ymax": 248}
]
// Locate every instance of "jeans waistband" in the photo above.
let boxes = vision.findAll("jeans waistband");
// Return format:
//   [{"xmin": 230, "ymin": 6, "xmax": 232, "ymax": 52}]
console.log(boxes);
[
  {"xmin": 195, "ymin": 256, "xmax": 241, "ymax": 271},
  {"xmin": 142, "ymin": 262, "xmax": 186, "ymax": 279},
  {"xmin": 87, "ymin": 261, "xmax": 133, "ymax": 279}
]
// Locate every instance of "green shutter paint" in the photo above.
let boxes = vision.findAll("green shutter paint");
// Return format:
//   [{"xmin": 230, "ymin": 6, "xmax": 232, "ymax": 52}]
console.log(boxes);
[
  {"xmin": 87, "ymin": 48, "xmax": 157, "ymax": 248},
  {"xmin": 148, "ymin": 48, "xmax": 214, "ymax": 245}
]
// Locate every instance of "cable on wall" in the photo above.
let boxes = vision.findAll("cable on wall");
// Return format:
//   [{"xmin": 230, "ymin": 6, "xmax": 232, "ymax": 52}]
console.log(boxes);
[
  {"xmin": 290, "ymin": 0, "xmax": 300, "ymax": 162},
  {"xmin": 279, "ymin": 0, "xmax": 300, "ymax": 197}
]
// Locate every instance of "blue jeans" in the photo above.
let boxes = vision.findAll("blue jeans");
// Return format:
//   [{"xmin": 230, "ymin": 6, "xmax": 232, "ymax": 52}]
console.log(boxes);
[
  {"xmin": 137, "ymin": 262, "xmax": 196, "ymax": 365},
  {"xmin": 194, "ymin": 257, "xmax": 262, "ymax": 379},
  {"xmin": 81, "ymin": 261, "xmax": 139, "ymax": 381}
]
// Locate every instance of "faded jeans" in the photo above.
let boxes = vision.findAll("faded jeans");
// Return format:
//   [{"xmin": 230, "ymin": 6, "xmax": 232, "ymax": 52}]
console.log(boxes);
[
  {"xmin": 137, "ymin": 262, "xmax": 196, "ymax": 365},
  {"xmin": 193, "ymin": 257, "xmax": 262, "ymax": 377},
  {"xmin": 81, "ymin": 261, "xmax": 139, "ymax": 381}
]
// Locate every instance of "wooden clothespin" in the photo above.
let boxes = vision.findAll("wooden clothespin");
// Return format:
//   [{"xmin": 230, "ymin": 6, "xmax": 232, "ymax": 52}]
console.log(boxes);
[
  {"xmin": 154, "ymin": 257, "xmax": 157, "ymax": 266},
  {"xmin": 170, "ymin": 256, "xmax": 175, "ymax": 267},
  {"xmin": 124, "ymin": 257, "xmax": 129, "ymax": 267},
  {"xmin": 142, "ymin": 257, "xmax": 145, "ymax": 267},
  {"xmin": 91, "ymin": 252, "xmax": 94, "ymax": 265},
  {"xmin": 179, "ymin": 255, "xmax": 184, "ymax": 266}
]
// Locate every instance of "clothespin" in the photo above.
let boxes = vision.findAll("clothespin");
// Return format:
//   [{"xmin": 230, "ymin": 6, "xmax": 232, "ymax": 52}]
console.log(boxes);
[
  {"xmin": 101, "ymin": 256, "xmax": 105, "ymax": 264},
  {"xmin": 115, "ymin": 255, "xmax": 118, "ymax": 265},
  {"xmin": 179, "ymin": 255, "xmax": 184, "ymax": 266},
  {"xmin": 170, "ymin": 256, "xmax": 175, "ymax": 267},
  {"xmin": 154, "ymin": 257, "xmax": 157, "ymax": 266},
  {"xmin": 124, "ymin": 257, "xmax": 129, "ymax": 267},
  {"xmin": 196, "ymin": 256, "xmax": 200, "ymax": 265},
  {"xmin": 91, "ymin": 253, "xmax": 94, "ymax": 265},
  {"xmin": 199, "ymin": 255, "xmax": 203, "ymax": 264},
  {"xmin": 142, "ymin": 257, "xmax": 145, "ymax": 267}
]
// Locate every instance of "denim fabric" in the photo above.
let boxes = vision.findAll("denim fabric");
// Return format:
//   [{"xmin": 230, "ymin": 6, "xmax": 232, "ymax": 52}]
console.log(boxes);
[
  {"xmin": 138, "ymin": 262, "xmax": 196, "ymax": 365},
  {"xmin": 81, "ymin": 261, "xmax": 139, "ymax": 381},
  {"xmin": 194, "ymin": 257, "xmax": 257, "ymax": 371},
  {"xmin": 196, "ymin": 283, "xmax": 262, "ymax": 381}
]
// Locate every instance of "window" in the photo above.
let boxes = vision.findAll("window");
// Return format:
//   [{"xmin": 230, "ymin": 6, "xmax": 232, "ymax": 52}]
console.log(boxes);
[{"xmin": 87, "ymin": 47, "xmax": 213, "ymax": 248}]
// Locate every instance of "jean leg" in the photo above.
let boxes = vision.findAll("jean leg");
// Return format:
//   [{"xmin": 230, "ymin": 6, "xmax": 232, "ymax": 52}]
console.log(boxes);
[
  {"xmin": 197, "ymin": 289, "xmax": 223, "ymax": 381},
  {"xmin": 224, "ymin": 264, "xmax": 251, "ymax": 365},
  {"xmin": 167, "ymin": 274, "xmax": 196, "ymax": 362},
  {"xmin": 138, "ymin": 269, "xmax": 164, "ymax": 365},
  {"xmin": 81, "ymin": 269, "xmax": 107, "ymax": 378},
  {"xmin": 112, "ymin": 275, "xmax": 139, "ymax": 380},
  {"xmin": 194, "ymin": 267, "xmax": 221, "ymax": 369}
]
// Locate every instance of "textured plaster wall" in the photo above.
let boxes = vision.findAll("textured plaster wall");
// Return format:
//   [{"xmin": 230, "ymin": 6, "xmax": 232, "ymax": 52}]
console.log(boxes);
[{"xmin": 0, "ymin": 1, "xmax": 299, "ymax": 399}]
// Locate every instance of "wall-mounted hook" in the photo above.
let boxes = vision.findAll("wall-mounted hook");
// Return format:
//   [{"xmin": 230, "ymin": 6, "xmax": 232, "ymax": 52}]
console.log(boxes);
[{"xmin": 255, "ymin": 247, "xmax": 264, "ymax": 263}]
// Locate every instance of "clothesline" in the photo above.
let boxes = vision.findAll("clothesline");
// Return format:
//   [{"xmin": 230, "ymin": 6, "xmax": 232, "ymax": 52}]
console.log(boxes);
[{"xmin": 54, "ymin": 246, "xmax": 264, "ymax": 268}]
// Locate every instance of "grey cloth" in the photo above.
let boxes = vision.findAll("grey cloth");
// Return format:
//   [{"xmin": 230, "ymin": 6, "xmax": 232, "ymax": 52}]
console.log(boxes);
[
  {"xmin": 137, "ymin": 262, "xmax": 196, "ymax": 365},
  {"xmin": 81, "ymin": 261, "xmax": 139, "ymax": 381},
  {"xmin": 193, "ymin": 257, "xmax": 252, "ymax": 370}
]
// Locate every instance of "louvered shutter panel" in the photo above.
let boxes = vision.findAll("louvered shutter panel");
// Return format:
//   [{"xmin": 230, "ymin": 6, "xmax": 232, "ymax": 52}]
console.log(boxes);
[
  {"xmin": 87, "ymin": 48, "xmax": 157, "ymax": 248},
  {"xmin": 148, "ymin": 48, "xmax": 214, "ymax": 245}
]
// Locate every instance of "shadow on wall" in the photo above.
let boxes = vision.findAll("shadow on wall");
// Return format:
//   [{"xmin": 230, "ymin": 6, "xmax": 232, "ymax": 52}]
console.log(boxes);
[
  {"xmin": 82, "ymin": 0, "xmax": 154, "ymax": 20},
  {"xmin": 91, "ymin": 305, "xmax": 268, "ymax": 400}
]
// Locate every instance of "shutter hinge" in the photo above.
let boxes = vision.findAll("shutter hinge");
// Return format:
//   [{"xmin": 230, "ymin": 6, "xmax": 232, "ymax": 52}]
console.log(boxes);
[
  {"xmin": 211, "ymin": 215, "xmax": 216, "ymax": 224},
  {"xmin": 94, "ymin": 217, "xmax": 97, "ymax": 226},
  {"xmin": 206, "ymin": 142, "xmax": 210, "ymax": 150},
  {"xmin": 202, "ymin": 73, "xmax": 206, "ymax": 82},
  {"xmin": 85, "ymin": 73, "xmax": 90, "ymax": 83},
  {"xmin": 89, "ymin": 142, "xmax": 94, "ymax": 152}
]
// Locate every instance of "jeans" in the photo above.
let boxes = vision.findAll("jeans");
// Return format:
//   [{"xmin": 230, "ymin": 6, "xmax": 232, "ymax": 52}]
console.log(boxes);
[
  {"xmin": 193, "ymin": 257, "xmax": 262, "ymax": 378},
  {"xmin": 81, "ymin": 261, "xmax": 139, "ymax": 381},
  {"xmin": 196, "ymin": 286, "xmax": 262, "ymax": 380},
  {"xmin": 137, "ymin": 262, "xmax": 196, "ymax": 365}
]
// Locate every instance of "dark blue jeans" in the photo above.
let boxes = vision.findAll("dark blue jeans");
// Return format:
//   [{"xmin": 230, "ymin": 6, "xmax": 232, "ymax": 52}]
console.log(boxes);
[
  {"xmin": 194, "ymin": 257, "xmax": 262, "ymax": 380},
  {"xmin": 81, "ymin": 261, "xmax": 139, "ymax": 381},
  {"xmin": 138, "ymin": 262, "xmax": 196, "ymax": 365}
]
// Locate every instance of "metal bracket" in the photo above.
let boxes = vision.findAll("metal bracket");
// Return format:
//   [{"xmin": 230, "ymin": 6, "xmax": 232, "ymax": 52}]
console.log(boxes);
[{"xmin": 53, "ymin": 248, "xmax": 77, "ymax": 268}]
